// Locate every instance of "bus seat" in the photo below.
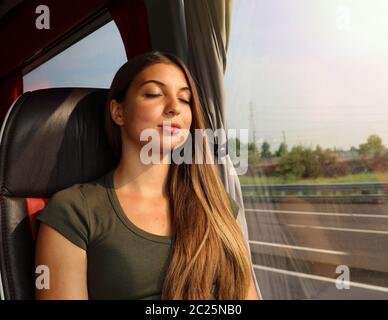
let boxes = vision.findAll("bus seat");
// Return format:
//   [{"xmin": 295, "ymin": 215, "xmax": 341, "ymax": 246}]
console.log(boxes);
[{"xmin": 0, "ymin": 87, "xmax": 116, "ymax": 300}]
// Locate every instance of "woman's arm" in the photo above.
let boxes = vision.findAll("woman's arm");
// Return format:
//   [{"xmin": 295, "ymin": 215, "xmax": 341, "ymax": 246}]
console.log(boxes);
[{"xmin": 35, "ymin": 223, "xmax": 88, "ymax": 300}]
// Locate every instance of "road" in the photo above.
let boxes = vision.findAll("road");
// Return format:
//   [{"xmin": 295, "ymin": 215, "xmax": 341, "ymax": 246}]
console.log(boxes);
[{"xmin": 244, "ymin": 200, "xmax": 388, "ymax": 299}]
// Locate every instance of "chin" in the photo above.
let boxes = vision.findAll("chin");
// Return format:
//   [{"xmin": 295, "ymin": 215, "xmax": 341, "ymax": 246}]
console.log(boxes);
[{"xmin": 160, "ymin": 139, "xmax": 183, "ymax": 151}]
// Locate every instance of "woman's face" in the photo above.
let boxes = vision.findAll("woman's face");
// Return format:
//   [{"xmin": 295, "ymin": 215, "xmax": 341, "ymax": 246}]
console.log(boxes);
[{"xmin": 111, "ymin": 62, "xmax": 193, "ymax": 157}]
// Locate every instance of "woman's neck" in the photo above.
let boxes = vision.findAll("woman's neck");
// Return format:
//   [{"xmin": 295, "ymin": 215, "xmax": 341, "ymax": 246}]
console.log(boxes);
[{"xmin": 113, "ymin": 147, "xmax": 170, "ymax": 199}]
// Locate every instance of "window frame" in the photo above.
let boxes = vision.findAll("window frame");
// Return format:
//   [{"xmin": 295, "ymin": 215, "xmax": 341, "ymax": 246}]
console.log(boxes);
[{"xmin": 22, "ymin": 8, "xmax": 112, "ymax": 78}]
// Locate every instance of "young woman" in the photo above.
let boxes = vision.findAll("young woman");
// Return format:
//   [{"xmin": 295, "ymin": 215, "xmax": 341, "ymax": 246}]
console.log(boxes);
[{"xmin": 35, "ymin": 51, "xmax": 259, "ymax": 300}]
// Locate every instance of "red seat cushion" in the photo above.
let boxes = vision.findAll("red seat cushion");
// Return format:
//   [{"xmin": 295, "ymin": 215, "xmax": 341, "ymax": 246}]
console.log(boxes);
[{"xmin": 25, "ymin": 198, "xmax": 48, "ymax": 241}]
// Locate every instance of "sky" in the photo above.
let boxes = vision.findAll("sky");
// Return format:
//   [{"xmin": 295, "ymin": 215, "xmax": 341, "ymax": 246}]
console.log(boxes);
[
  {"xmin": 23, "ymin": 21, "xmax": 127, "ymax": 90},
  {"xmin": 24, "ymin": 1, "xmax": 388, "ymax": 152},
  {"xmin": 225, "ymin": 0, "xmax": 388, "ymax": 151}
]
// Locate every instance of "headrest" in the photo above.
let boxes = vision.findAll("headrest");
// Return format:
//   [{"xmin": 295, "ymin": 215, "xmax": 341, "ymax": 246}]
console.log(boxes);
[{"xmin": 0, "ymin": 88, "xmax": 117, "ymax": 198}]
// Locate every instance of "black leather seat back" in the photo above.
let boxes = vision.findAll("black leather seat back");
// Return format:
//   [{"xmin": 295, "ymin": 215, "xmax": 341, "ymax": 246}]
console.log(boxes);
[{"xmin": 0, "ymin": 88, "xmax": 117, "ymax": 299}]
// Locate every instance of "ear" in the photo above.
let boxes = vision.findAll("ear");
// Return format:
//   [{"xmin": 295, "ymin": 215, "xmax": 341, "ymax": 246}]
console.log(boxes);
[{"xmin": 110, "ymin": 99, "xmax": 125, "ymax": 126}]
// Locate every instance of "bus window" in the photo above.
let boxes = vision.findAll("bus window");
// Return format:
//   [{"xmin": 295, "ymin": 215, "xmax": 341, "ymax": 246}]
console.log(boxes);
[
  {"xmin": 23, "ymin": 21, "xmax": 127, "ymax": 91},
  {"xmin": 225, "ymin": 0, "xmax": 388, "ymax": 299}
]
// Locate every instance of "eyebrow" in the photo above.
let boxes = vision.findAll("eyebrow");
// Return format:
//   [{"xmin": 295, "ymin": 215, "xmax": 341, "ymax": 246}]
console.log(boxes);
[{"xmin": 139, "ymin": 80, "xmax": 191, "ymax": 93}]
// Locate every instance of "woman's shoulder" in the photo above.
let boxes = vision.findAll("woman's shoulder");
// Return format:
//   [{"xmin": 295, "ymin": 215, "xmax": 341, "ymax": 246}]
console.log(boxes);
[
  {"xmin": 36, "ymin": 170, "xmax": 112, "ymax": 250},
  {"xmin": 50, "ymin": 170, "xmax": 111, "ymax": 203},
  {"xmin": 38, "ymin": 170, "xmax": 112, "ymax": 226}
]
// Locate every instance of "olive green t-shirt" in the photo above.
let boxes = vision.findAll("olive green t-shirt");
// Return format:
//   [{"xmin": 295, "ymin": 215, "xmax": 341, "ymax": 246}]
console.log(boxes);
[{"xmin": 35, "ymin": 170, "xmax": 240, "ymax": 300}]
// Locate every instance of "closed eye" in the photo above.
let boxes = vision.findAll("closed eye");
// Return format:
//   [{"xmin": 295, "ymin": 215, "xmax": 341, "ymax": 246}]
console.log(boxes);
[
  {"xmin": 144, "ymin": 93, "xmax": 162, "ymax": 98},
  {"xmin": 145, "ymin": 93, "xmax": 190, "ymax": 105},
  {"xmin": 179, "ymin": 98, "xmax": 191, "ymax": 105}
]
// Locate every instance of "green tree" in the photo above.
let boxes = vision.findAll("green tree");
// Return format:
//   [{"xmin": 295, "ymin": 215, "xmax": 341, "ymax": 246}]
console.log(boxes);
[
  {"xmin": 248, "ymin": 142, "xmax": 260, "ymax": 166},
  {"xmin": 275, "ymin": 142, "xmax": 288, "ymax": 157},
  {"xmin": 276, "ymin": 145, "xmax": 306, "ymax": 179},
  {"xmin": 315, "ymin": 146, "xmax": 339, "ymax": 177},
  {"xmin": 276, "ymin": 145, "xmax": 339, "ymax": 179},
  {"xmin": 359, "ymin": 134, "xmax": 385, "ymax": 157},
  {"xmin": 260, "ymin": 141, "xmax": 271, "ymax": 158},
  {"xmin": 303, "ymin": 147, "xmax": 320, "ymax": 178}
]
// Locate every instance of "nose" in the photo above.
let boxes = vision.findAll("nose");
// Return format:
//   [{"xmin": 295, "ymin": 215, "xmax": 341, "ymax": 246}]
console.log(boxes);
[{"xmin": 163, "ymin": 96, "xmax": 181, "ymax": 116}]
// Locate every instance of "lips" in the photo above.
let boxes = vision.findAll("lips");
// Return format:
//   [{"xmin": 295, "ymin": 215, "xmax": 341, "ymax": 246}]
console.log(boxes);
[
  {"xmin": 158, "ymin": 122, "xmax": 182, "ymax": 134},
  {"xmin": 159, "ymin": 123, "xmax": 181, "ymax": 129}
]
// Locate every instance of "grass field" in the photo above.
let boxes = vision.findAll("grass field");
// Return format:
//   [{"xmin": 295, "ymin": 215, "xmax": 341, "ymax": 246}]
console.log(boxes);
[{"xmin": 238, "ymin": 172, "xmax": 388, "ymax": 185}]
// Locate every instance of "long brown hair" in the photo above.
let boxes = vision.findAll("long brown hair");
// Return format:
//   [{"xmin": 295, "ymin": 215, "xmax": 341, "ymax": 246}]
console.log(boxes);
[{"xmin": 105, "ymin": 51, "xmax": 252, "ymax": 299}]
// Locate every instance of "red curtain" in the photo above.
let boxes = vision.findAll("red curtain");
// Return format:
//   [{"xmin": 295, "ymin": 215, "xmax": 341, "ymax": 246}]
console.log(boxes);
[
  {"xmin": 108, "ymin": 0, "xmax": 152, "ymax": 60},
  {"xmin": 0, "ymin": 71, "xmax": 23, "ymax": 124}
]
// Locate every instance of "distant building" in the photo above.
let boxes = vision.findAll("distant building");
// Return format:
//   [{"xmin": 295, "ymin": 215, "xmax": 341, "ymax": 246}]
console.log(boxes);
[{"xmin": 335, "ymin": 150, "xmax": 361, "ymax": 161}]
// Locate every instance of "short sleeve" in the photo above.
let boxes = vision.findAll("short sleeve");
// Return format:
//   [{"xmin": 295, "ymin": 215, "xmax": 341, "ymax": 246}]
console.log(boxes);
[
  {"xmin": 226, "ymin": 193, "xmax": 240, "ymax": 219},
  {"xmin": 35, "ymin": 186, "xmax": 89, "ymax": 250}
]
